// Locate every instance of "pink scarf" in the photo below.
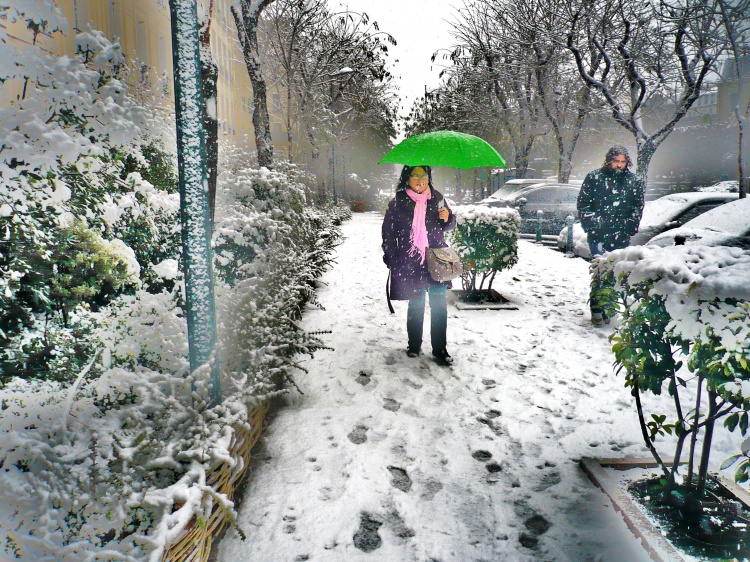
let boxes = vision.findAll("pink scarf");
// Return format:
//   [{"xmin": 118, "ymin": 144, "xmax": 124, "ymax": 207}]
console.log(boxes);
[{"xmin": 406, "ymin": 188, "xmax": 431, "ymax": 263}]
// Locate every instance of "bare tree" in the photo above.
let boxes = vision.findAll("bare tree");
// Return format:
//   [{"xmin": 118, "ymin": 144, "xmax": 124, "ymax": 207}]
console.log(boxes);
[
  {"xmin": 261, "ymin": 0, "xmax": 328, "ymax": 161},
  {"xmin": 716, "ymin": 0, "xmax": 750, "ymax": 198},
  {"xmin": 231, "ymin": 0, "xmax": 275, "ymax": 169},
  {"xmin": 493, "ymin": 0, "xmax": 594, "ymax": 182},
  {"xmin": 563, "ymin": 0, "xmax": 732, "ymax": 184},
  {"xmin": 450, "ymin": 2, "xmax": 548, "ymax": 179},
  {"xmin": 260, "ymin": 4, "xmax": 396, "ymax": 171}
]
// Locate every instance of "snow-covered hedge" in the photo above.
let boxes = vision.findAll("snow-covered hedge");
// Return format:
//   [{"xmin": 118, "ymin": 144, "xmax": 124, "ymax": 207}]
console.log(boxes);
[
  {"xmin": 450, "ymin": 205, "xmax": 520, "ymax": 291},
  {"xmin": 0, "ymin": 161, "xmax": 344, "ymax": 561},
  {"xmin": 593, "ymin": 244, "xmax": 750, "ymax": 488},
  {"xmin": 0, "ymin": 6, "xmax": 344, "ymax": 559}
]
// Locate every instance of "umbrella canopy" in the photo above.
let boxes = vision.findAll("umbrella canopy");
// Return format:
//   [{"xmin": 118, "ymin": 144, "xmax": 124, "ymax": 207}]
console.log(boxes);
[{"xmin": 379, "ymin": 130, "xmax": 506, "ymax": 170}]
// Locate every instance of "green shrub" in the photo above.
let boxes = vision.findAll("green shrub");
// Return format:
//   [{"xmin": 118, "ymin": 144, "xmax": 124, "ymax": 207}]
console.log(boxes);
[
  {"xmin": 449, "ymin": 204, "xmax": 520, "ymax": 291},
  {"xmin": 597, "ymin": 245, "xmax": 750, "ymax": 496}
]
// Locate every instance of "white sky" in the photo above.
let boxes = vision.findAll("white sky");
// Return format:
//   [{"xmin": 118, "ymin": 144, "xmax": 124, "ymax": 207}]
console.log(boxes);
[{"xmin": 333, "ymin": 0, "xmax": 461, "ymax": 130}]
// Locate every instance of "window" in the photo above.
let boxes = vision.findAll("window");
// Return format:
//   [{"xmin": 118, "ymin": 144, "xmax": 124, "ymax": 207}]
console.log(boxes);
[
  {"xmin": 676, "ymin": 201, "xmax": 729, "ymax": 225},
  {"xmin": 273, "ymin": 92, "xmax": 281, "ymax": 111}
]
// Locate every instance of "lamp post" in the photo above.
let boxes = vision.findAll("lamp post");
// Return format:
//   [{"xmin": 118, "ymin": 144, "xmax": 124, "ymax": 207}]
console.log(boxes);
[{"xmin": 328, "ymin": 67, "xmax": 354, "ymax": 206}]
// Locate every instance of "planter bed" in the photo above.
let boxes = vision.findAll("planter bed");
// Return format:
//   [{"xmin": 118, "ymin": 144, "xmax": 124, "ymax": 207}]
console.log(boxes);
[
  {"xmin": 580, "ymin": 457, "xmax": 750, "ymax": 562},
  {"xmin": 447, "ymin": 289, "xmax": 518, "ymax": 310}
]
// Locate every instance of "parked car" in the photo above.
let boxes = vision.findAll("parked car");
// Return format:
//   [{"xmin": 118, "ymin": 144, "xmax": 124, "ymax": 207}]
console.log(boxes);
[
  {"xmin": 647, "ymin": 197, "xmax": 750, "ymax": 248},
  {"xmin": 480, "ymin": 182, "xmax": 582, "ymax": 235},
  {"xmin": 557, "ymin": 192, "xmax": 740, "ymax": 258},
  {"xmin": 695, "ymin": 180, "xmax": 738, "ymax": 193},
  {"xmin": 478, "ymin": 178, "xmax": 552, "ymax": 204}
]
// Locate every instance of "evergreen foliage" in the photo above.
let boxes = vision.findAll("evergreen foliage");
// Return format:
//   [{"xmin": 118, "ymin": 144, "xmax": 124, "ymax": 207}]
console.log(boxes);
[
  {"xmin": 596, "ymin": 247, "xmax": 750, "ymax": 497},
  {"xmin": 449, "ymin": 205, "xmax": 520, "ymax": 291}
]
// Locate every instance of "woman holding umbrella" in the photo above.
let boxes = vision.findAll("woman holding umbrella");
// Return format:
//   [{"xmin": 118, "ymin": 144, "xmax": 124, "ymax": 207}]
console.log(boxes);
[{"xmin": 382, "ymin": 165, "xmax": 457, "ymax": 366}]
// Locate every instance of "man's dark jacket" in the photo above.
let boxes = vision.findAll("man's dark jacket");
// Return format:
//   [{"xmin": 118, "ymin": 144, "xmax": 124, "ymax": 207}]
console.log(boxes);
[
  {"xmin": 382, "ymin": 188, "xmax": 456, "ymax": 300},
  {"xmin": 577, "ymin": 167, "xmax": 645, "ymax": 249}
]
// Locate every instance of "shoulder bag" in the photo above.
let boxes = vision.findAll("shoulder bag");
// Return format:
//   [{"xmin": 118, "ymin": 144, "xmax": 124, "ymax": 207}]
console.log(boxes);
[{"xmin": 426, "ymin": 247, "xmax": 463, "ymax": 282}]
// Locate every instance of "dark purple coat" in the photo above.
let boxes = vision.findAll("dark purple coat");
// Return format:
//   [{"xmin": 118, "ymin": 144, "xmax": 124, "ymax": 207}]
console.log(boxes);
[{"xmin": 382, "ymin": 188, "xmax": 457, "ymax": 300}]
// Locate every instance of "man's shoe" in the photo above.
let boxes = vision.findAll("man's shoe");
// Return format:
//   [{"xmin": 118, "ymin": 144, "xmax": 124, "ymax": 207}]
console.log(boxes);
[
  {"xmin": 406, "ymin": 348, "xmax": 421, "ymax": 358},
  {"xmin": 432, "ymin": 350, "xmax": 454, "ymax": 366},
  {"xmin": 591, "ymin": 312, "xmax": 604, "ymax": 326}
]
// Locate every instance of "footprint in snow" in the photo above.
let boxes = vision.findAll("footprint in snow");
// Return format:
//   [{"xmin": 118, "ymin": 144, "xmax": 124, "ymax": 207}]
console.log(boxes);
[
  {"xmin": 387, "ymin": 466, "xmax": 412, "ymax": 492},
  {"xmin": 353, "ymin": 513, "xmax": 382, "ymax": 552},
  {"xmin": 356, "ymin": 371, "xmax": 371, "ymax": 386},
  {"xmin": 420, "ymin": 479, "xmax": 443, "ymax": 500},
  {"xmin": 519, "ymin": 513, "xmax": 552, "ymax": 549},
  {"xmin": 532, "ymin": 470, "xmax": 561, "ymax": 492},
  {"xmin": 347, "ymin": 425, "xmax": 368, "ymax": 444},
  {"xmin": 385, "ymin": 510, "xmax": 415, "ymax": 539},
  {"xmin": 283, "ymin": 514, "xmax": 296, "ymax": 534},
  {"xmin": 383, "ymin": 398, "xmax": 400, "ymax": 412},
  {"xmin": 472, "ymin": 450, "xmax": 493, "ymax": 462}
]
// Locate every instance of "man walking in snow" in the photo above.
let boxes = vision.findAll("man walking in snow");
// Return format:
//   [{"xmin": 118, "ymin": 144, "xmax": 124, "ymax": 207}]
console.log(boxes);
[{"xmin": 577, "ymin": 145, "xmax": 645, "ymax": 325}]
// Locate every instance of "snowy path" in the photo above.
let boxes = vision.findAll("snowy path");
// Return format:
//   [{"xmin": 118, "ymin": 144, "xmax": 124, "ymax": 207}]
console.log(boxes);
[{"xmin": 218, "ymin": 212, "xmax": 657, "ymax": 562}]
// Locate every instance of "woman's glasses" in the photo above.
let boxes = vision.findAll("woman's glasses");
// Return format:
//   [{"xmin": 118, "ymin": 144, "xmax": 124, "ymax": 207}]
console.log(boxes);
[{"xmin": 409, "ymin": 174, "xmax": 428, "ymax": 180}]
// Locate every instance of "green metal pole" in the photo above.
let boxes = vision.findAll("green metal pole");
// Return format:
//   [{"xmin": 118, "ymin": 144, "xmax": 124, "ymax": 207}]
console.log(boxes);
[{"xmin": 169, "ymin": 0, "xmax": 221, "ymax": 406}]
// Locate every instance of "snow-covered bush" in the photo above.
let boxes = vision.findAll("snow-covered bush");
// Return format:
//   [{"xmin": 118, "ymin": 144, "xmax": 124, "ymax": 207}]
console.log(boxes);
[
  {"xmin": 595, "ymin": 244, "xmax": 750, "ymax": 494},
  {"xmin": 0, "ymin": 163, "xmax": 344, "ymax": 561},
  {"xmin": 214, "ymin": 161, "xmax": 338, "ymax": 399},
  {"xmin": 0, "ymin": 6, "xmax": 180, "ymax": 380},
  {"xmin": 450, "ymin": 205, "xmax": 520, "ymax": 291}
]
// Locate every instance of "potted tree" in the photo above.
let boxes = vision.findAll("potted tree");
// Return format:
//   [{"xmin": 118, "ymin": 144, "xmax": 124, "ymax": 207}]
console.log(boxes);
[
  {"xmin": 589, "ymin": 245, "xmax": 750, "ymax": 559},
  {"xmin": 448, "ymin": 205, "xmax": 520, "ymax": 308}
]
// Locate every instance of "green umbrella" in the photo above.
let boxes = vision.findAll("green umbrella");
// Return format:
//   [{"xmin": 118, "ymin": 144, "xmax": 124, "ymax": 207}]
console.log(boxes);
[{"xmin": 379, "ymin": 130, "xmax": 506, "ymax": 169}]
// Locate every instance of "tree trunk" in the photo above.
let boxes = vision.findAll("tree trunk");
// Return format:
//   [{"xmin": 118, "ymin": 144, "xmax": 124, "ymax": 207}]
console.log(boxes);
[
  {"xmin": 198, "ymin": 2, "xmax": 218, "ymax": 225},
  {"xmin": 686, "ymin": 377, "xmax": 703, "ymax": 486},
  {"xmin": 738, "ymin": 115, "xmax": 747, "ymax": 198},
  {"xmin": 635, "ymin": 140, "xmax": 656, "ymax": 187},
  {"xmin": 697, "ymin": 390, "xmax": 719, "ymax": 497},
  {"xmin": 231, "ymin": 1, "xmax": 274, "ymax": 169},
  {"xmin": 286, "ymin": 84, "xmax": 294, "ymax": 162},
  {"xmin": 514, "ymin": 140, "xmax": 533, "ymax": 179},
  {"xmin": 169, "ymin": 0, "xmax": 221, "ymax": 405}
]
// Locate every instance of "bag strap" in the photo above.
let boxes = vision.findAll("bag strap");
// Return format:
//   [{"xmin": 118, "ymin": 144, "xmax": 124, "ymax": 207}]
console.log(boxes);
[{"xmin": 386, "ymin": 270, "xmax": 395, "ymax": 314}]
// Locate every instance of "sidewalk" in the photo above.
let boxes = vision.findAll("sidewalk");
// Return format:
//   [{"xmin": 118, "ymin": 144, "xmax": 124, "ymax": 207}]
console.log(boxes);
[{"xmin": 218, "ymin": 212, "xmax": 654, "ymax": 562}]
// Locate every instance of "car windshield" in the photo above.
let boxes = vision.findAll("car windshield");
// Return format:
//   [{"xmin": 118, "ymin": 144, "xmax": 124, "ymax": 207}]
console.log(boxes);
[
  {"xmin": 679, "ymin": 197, "xmax": 750, "ymax": 235},
  {"xmin": 639, "ymin": 193, "xmax": 736, "ymax": 229}
]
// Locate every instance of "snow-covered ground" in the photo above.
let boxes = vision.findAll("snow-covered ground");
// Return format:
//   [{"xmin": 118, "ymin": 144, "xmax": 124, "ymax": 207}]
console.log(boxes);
[{"xmin": 218, "ymin": 212, "xmax": 744, "ymax": 562}]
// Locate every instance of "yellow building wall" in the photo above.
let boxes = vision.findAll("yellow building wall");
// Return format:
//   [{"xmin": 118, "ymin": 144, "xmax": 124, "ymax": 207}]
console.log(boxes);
[{"xmin": 2, "ymin": 0, "xmax": 288, "ymax": 156}]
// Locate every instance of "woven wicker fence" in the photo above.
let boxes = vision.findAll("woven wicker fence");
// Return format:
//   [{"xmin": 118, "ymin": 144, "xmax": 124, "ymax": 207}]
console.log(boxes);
[{"xmin": 161, "ymin": 401, "xmax": 270, "ymax": 562}]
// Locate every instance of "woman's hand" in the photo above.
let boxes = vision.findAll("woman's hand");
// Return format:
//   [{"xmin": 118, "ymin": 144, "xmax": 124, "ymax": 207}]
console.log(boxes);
[{"xmin": 438, "ymin": 208, "xmax": 450, "ymax": 222}]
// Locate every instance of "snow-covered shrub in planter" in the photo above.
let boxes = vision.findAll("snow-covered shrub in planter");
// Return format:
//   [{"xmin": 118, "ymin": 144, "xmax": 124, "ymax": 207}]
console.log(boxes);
[
  {"xmin": 449, "ymin": 205, "xmax": 520, "ymax": 291},
  {"xmin": 595, "ymin": 245, "xmax": 750, "ymax": 498}
]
